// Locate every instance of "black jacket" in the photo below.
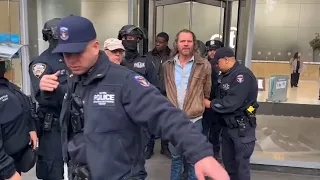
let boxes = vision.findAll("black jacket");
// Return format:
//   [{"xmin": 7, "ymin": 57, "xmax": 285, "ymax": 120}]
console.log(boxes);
[
  {"xmin": 209, "ymin": 58, "xmax": 220, "ymax": 100},
  {"xmin": 146, "ymin": 47, "xmax": 171, "ymax": 95},
  {"xmin": 29, "ymin": 49, "xmax": 69, "ymax": 118},
  {"xmin": 60, "ymin": 51, "xmax": 214, "ymax": 180},
  {"xmin": 0, "ymin": 78, "xmax": 35, "ymax": 179},
  {"xmin": 211, "ymin": 61, "xmax": 258, "ymax": 117},
  {"xmin": 121, "ymin": 51, "xmax": 162, "ymax": 92}
]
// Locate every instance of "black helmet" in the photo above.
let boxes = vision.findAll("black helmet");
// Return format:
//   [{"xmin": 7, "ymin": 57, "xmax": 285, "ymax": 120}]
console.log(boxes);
[
  {"xmin": 118, "ymin": 25, "xmax": 147, "ymax": 40},
  {"xmin": 205, "ymin": 40, "xmax": 224, "ymax": 51},
  {"xmin": 42, "ymin": 18, "xmax": 61, "ymax": 41}
]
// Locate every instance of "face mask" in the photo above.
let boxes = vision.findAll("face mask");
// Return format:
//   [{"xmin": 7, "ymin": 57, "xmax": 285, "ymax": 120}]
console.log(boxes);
[
  {"xmin": 122, "ymin": 40, "xmax": 138, "ymax": 51},
  {"xmin": 0, "ymin": 62, "xmax": 6, "ymax": 78}
]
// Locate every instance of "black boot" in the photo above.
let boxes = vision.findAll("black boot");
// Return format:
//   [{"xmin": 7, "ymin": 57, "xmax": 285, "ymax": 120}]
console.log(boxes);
[
  {"xmin": 144, "ymin": 146, "xmax": 154, "ymax": 160},
  {"xmin": 214, "ymin": 151, "xmax": 222, "ymax": 163},
  {"xmin": 160, "ymin": 140, "xmax": 171, "ymax": 159}
]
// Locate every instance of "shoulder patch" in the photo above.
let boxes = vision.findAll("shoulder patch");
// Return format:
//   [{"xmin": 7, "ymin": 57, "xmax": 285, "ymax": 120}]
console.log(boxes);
[
  {"xmin": 236, "ymin": 74, "xmax": 244, "ymax": 83},
  {"xmin": 32, "ymin": 63, "xmax": 47, "ymax": 78},
  {"xmin": 134, "ymin": 75, "xmax": 150, "ymax": 87}
]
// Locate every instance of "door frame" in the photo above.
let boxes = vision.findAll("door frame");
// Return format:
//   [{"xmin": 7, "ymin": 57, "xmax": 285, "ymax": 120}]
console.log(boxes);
[
  {"xmin": 155, "ymin": 0, "xmax": 226, "ymax": 7},
  {"xmin": 149, "ymin": 0, "xmax": 234, "ymax": 52}
]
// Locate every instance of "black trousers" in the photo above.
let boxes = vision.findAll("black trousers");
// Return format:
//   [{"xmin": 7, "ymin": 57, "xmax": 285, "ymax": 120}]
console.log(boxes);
[
  {"xmin": 36, "ymin": 128, "xmax": 64, "ymax": 180},
  {"xmin": 291, "ymin": 72, "xmax": 300, "ymax": 87},
  {"xmin": 221, "ymin": 126, "xmax": 256, "ymax": 180},
  {"xmin": 202, "ymin": 108, "xmax": 222, "ymax": 153}
]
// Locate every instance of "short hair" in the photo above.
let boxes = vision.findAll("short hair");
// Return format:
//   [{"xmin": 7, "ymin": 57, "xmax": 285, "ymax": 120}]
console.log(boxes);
[{"xmin": 156, "ymin": 32, "xmax": 169, "ymax": 42}]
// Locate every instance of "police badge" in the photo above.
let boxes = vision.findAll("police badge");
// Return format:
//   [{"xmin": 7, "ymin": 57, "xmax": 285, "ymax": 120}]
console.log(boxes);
[{"xmin": 32, "ymin": 63, "xmax": 47, "ymax": 78}]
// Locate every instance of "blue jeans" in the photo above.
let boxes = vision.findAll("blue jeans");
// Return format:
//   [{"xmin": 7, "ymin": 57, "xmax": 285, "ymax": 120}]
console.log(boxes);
[{"xmin": 169, "ymin": 119, "xmax": 203, "ymax": 180}]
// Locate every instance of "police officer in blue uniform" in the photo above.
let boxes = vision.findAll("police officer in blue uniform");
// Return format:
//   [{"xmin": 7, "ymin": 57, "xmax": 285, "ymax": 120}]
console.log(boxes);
[
  {"xmin": 118, "ymin": 25, "xmax": 160, "ymax": 89},
  {"xmin": 55, "ymin": 15, "xmax": 229, "ymax": 180},
  {"xmin": 204, "ymin": 47, "xmax": 258, "ymax": 180},
  {"xmin": 0, "ymin": 61, "xmax": 37, "ymax": 180},
  {"xmin": 29, "ymin": 18, "xmax": 68, "ymax": 180},
  {"xmin": 203, "ymin": 40, "xmax": 224, "ymax": 161},
  {"xmin": 118, "ymin": 24, "xmax": 161, "ymax": 178}
]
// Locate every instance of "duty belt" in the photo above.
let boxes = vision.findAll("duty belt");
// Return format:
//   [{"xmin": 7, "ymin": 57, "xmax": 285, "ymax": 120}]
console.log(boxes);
[{"xmin": 43, "ymin": 113, "xmax": 61, "ymax": 132}]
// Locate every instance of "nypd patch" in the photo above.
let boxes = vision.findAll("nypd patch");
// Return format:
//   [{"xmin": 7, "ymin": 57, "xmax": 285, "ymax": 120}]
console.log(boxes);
[
  {"xmin": 60, "ymin": 27, "xmax": 69, "ymax": 40},
  {"xmin": 236, "ymin": 74, "xmax": 244, "ymax": 83},
  {"xmin": 134, "ymin": 75, "xmax": 150, "ymax": 87},
  {"xmin": 32, "ymin": 63, "xmax": 47, "ymax": 78}
]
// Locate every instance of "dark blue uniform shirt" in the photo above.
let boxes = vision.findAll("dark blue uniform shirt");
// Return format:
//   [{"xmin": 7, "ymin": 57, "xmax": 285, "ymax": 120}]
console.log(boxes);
[
  {"xmin": 211, "ymin": 61, "xmax": 258, "ymax": 117},
  {"xmin": 29, "ymin": 49, "xmax": 69, "ymax": 118},
  {"xmin": 0, "ymin": 78, "xmax": 35, "ymax": 179},
  {"xmin": 60, "ymin": 51, "xmax": 214, "ymax": 180},
  {"xmin": 121, "ymin": 53, "xmax": 163, "ymax": 93}
]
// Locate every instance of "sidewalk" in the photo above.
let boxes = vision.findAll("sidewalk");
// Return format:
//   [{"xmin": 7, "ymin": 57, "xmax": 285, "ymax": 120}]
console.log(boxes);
[{"xmin": 22, "ymin": 140, "xmax": 320, "ymax": 179}]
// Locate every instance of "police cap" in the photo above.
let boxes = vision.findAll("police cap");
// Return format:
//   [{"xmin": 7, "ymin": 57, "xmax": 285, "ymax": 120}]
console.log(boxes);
[
  {"xmin": 205, "ymin": 40, "xmax": 224, "ymax": 51},
  {"xmin": 212, "ymin": 46, "xmax": 235, "ymax": 64},
  {"xmin": 53, "ymin": 15, "xmax": 97, "ymax": 53}
]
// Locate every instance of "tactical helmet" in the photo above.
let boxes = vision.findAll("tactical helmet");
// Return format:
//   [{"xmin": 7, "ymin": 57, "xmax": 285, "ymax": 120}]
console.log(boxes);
[
  {"xmin": 42, "ymin": 18, "xmax": 61, "ymax": 41},
  {"xmin": 118, "ymin": 25, "xmax": 147, "ymax": 40},
  {"xmin": 205, "ymin": 40, "xmax": 224, "ymax": 51}
]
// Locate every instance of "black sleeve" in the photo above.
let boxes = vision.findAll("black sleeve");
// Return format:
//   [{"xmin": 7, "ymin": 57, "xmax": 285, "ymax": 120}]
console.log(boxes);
[
  {"xmin": 26, "ymin": 96, "xmax": 36, "ymax": 132},
  {"xmin": 0, "ymin": 104, "xmax": 16, "ymax": 179},
  {"xmin": 29, "ymin": 61, "xmax": 66, "ymax": 107},
  {"xmin": 158, "ymin": 63, "xmax": 166, "ymax": 96},
  {"xmin": 122, "ymin": 73, "xmax": 213, "ymax": 164},
  {"xmin": 145, "ymin": 59, "xmax": 163, "ymax": 92},
  {"xmin": 210, "ymin": 73, "xmax": 251, "ymax": 114}
]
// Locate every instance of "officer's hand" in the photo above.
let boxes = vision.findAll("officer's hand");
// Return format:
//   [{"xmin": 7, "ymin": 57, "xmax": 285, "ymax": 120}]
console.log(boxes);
[
  {"xmin": 29, "ymin": 131, "xmax": 38, "ymax": 150},
  {"xmin": 195, "ymin": 156, "xmax": 229, "ymax": 180},
  {"xmin": 204, "ymin": 99, "xmax": 211, "ymax": 108},
  {"xmin": 8, "ymin": 171, "xmax": 21, "ymax": 180},
  {"xmin": 39, "ymin": 71, "xmax": 60, "ymax": 91}
]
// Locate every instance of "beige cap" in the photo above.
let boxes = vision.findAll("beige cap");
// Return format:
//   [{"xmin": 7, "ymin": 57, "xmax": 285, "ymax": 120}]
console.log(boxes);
[{"xmin": 104, "ymin": 38, "xmax": 125, "ymax": 51}]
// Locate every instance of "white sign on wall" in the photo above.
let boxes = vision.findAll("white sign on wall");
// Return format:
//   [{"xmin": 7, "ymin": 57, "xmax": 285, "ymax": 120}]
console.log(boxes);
[{"xmin": 210, "ymin": 27, "xmax": 237, "ymax": 48}]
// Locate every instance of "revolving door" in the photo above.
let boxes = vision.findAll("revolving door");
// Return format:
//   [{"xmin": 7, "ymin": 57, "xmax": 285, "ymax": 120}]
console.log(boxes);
[{"xmin": 150, "ymin": 0, "xmax": 237, "ymax": 50}]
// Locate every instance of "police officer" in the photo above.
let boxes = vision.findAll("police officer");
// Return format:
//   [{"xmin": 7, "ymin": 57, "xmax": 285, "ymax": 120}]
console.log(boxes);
[
  {"xmin": 0, "ymin": 61, "xmax": 37, "ymax": 180},
  {"xmin": 29, "ymin": 18, "xmax": 68, "ymax": 180},
  {"xmin": 203, "ymin": 39, "xmax": 224, "ymax": 161},
  {"xmin": 118, "ymin": 25, "xmax": 160, "ymax": 90},
  {"xmin": 204, "ymin": 47, "xmax": 258, "ymax": 180},
  {"xmin": 118, "ymin": 24, "xmax": 161, "ymax": 178},
  {"xmin": 55, "ymin": 15, "xmax": 229, "ymax": 180}
]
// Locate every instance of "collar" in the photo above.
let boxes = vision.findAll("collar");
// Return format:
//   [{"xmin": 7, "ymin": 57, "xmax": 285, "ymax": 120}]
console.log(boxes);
[
  {"xmin": 173, "ymin": 54, "xmax": 194, "ymax": 65},
  {"xmin": 222, "ymin": 61, "xmax": 240, "ymax": 76},
  {"xmin": 71, "ymin": 51, "xmax": 110, "ymax": 86},
  {"xmin": 151, "ymin": 46, "xmax": 171, "ymax": 56},
  {"xmin": 168, "ymin": 54, "xmax": 205, "ymax": 64},
  {"xmin": 0, "ymin": 78, "xmax": 8, "ymax": 84}
]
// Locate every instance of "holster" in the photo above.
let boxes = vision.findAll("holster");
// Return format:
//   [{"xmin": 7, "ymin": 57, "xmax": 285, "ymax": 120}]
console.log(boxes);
[
  {"xmin": 18, "ymin": 145, "xmax": 37, "ymax": 173},
  {"xmin": 222, "ymin": 117, "xmax": 239, "ymax": 129},
  {"xmin": 70, "ymin": 112, "xmax": 84, "ymax": 133},
  {"xmin": 248, "ymin": 116, "xmax": 257, "ymax": 127},
  {"xmin": 71, "ymin": 164, "xmax": 91, "ymax": 180}
]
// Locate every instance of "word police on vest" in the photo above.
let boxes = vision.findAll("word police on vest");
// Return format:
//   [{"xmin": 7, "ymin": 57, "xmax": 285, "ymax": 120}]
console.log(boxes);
[
  {"xmin": 93, "ymin": 92, "xmax": 115, "ymax": 106},
  {"xmin": 0, "ymin": 94, "xmax": 8, "ymax": 102},
  {"xmin": 134, "ymin": 62, "xmax": 145, "ymax": 68}
]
